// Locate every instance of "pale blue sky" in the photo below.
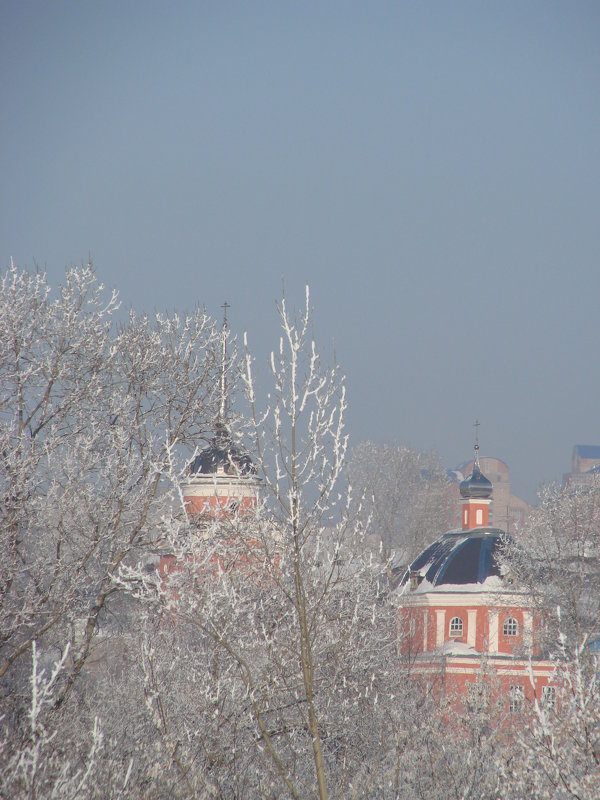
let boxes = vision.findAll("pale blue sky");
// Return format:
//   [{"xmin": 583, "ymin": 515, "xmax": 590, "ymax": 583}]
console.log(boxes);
[{"xmin": 2, "ymin": 1, "xmax": 599, "ymax": 502}]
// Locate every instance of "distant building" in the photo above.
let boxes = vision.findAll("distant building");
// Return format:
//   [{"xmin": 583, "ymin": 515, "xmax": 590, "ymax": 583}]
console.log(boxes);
[
  {"xmin": 572, "ymin": 444, "xmax": 600, "ymax": 474},
  {"xmin": 563, "ymin": 444, "xmax": 600, "ymax": 489}
]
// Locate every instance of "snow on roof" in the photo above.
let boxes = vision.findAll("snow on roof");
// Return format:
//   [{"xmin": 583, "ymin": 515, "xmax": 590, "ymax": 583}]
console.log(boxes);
[{"xmin": 437, "ymin": 640, "xmax": 479, "ymax": 657}]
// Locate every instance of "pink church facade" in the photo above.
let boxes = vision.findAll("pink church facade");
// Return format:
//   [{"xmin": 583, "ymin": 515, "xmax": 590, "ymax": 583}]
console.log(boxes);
[{"xmin": 398, "ymin": 445, "xmax": 556, "ymax": 710}]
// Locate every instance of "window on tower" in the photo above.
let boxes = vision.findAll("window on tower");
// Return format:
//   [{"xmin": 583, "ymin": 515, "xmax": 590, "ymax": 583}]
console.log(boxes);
[
  {"xmin": 503, "ymin": 617, "xmax": 519, "ymax": 637},
  {"xmin": 449, "ymin": 617, "xmax": 463, "ymax": 637}
]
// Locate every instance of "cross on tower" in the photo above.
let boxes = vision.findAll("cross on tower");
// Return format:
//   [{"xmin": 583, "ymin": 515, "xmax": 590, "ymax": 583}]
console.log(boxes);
[
  {"xmin": 221, "ymin": 301, "xmax": 230, "ymax": 328},
  {"xmin": 474, "ymin": 419, "xmax": 480, "ymax": 465}
]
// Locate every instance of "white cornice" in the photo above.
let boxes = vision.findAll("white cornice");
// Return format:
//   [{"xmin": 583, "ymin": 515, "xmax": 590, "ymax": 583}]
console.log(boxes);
[{"xmin": 402, "ymin": 591, "xmax": 530, "ymax": 608}]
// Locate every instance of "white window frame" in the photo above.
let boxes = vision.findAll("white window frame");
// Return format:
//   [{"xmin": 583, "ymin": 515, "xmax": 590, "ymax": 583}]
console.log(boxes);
[
  {"xmin": 541, "ymin": 685, "xmax": 556, "ymax": 708},
  {"xmin": 449, "ymin": 616, "xmax": 463, "ymax": 637},
  {"xmin": 509, "ymin": 685, "xmax": 524, "ymax": 713},
  {"xmin": 503, "ymin": 617, "xmax": 519, "ymax": 637}
]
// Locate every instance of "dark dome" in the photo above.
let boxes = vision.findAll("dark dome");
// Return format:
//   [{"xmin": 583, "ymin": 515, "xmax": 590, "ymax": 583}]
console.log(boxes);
[
  {"xmin": 400, "ymin": 528, "xmax": 509, "ymax": 590},
  {"xmin": 459, "ymin": 462, "xmax": 492, "ymax": 499},
  {"xmin": 190, "ymin": 424, "xmax": 257, "ymax": 477}
]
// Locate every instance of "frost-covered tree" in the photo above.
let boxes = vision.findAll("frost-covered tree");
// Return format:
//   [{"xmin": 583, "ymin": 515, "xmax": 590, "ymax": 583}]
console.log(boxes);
[
  {"xmin": 501, "ymin": 479, "xmax": 600, "ymax": 653},
  {"xmin": 347, "ymin": 441, "xmax": 453, "ymax": 564},
  {"xmin": 0, "ymin": 263, "xmax": 223, "ymax": 792},
  {"xmin": 4, "ymin": 267, "xmax": 547, "ymax": 798},
  {"xmin": 241, "ymin": 288, "xmax": 398, "ymax": 798},
  {"xmin": 495, "ymin": 481, "xmax": 600, "ymax": 798},
  {"xmin": 0, "ymin": 643, "xmax": 109, "ymax": 800},
  {"xmin": 395, "ymin": 673, "xmax": 507, "ymax": 800},
  {"xmin": 122, "ymin": 288, "xmax": 407, "ymax": 799},
  {"xmin": 497, "ymin": 629, "xmax": 600, "ymax": 800}
]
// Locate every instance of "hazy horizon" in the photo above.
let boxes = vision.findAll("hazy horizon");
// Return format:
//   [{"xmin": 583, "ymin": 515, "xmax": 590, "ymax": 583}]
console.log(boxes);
[{"xmin": 2, "ymin": 2, "xmax": 599, "ymax": 503}]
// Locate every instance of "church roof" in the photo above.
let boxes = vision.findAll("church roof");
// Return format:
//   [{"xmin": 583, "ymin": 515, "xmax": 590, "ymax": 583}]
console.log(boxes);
[
  {"xmin": 190, "ymin": 422, "xmax": 257, "ymax": 477},
  {"xmin": 459, "ymin": 462, "xmax": 493, "ymax": 499},
  {"xmin": 399, "ymin": 528, "xmax": 509, "ymax": 593},
  {"xmin": 189, "ymin": 304, "xmax": 259, "ymax": 480}
]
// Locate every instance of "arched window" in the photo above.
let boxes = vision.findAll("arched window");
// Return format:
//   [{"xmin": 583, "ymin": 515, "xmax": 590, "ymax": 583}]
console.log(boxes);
[
  {"xmin": 449, "ymin": 617, "xmax": 463, "ymax": 637},
  {"xmin": 503, "ymin": 617, "xmax": 518, "ymax": 637}
]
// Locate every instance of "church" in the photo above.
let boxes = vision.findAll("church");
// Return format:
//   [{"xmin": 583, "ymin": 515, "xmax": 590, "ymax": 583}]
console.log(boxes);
[{"xmin": 397, "ymin": 436, "xmax": 556, "ymax": 711}]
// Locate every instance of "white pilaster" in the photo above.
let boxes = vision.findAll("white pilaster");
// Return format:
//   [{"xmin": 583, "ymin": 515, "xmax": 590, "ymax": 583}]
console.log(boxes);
[
  {"xmin": 436, "ymin": 609, "xmax": 446, "ymax": 648},
  {"xmin": 467, "ymin": 610, "xmax": 477, "ymax": 649},
  {"xmin": 488, "ymin": 610, "xmax": 499, "ymax": 653}
]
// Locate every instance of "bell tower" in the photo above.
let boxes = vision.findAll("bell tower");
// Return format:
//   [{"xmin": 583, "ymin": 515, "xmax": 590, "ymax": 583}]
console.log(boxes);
[
  {"xmin": 459, "ymin": 421, "xmax": 492, "ymax": 530},
  {"xmin": 182, "ymin": 303, "xmax": 261, "ymax": 519}
]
